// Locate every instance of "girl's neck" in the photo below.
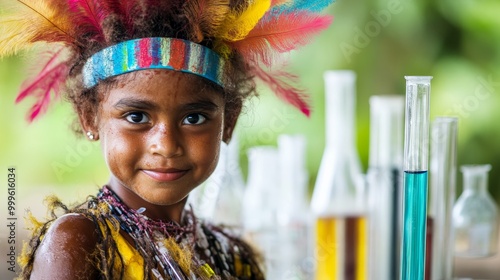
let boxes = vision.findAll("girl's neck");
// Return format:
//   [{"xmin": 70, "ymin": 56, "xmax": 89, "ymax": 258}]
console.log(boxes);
[{"xmin": 107, "ymin": 177, "xmax": 188, "ymax": 224}]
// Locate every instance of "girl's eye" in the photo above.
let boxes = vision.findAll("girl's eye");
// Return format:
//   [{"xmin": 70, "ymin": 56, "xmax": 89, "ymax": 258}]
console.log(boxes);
[
  {"xmin": 183, "ymin": 113, "xmax": 206, "ymax": 125},
  {"xmin": 125, "ymin": 112, "xmax": 149, "ymax": 124}
]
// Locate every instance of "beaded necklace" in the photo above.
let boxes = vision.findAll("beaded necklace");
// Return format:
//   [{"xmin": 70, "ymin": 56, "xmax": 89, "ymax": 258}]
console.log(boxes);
[{"xmin": 97, "ymin": 186, "xmax": 218, "ymax": 280}]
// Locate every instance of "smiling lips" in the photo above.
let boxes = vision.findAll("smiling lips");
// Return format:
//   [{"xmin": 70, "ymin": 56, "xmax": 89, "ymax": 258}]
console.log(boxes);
[{"xmin": 142, "ymin": 168, "xmax": 188, "ymax": 182}]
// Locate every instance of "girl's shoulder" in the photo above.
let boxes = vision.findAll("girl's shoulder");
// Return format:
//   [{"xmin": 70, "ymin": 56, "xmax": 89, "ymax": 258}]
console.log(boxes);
[
  {"xmin": 24, "ymin": 213, "xmax": 100, "ymax": 279},
  {"xmin": 39, "ymin": 212, "xmax": 99, "ymax": 247}
]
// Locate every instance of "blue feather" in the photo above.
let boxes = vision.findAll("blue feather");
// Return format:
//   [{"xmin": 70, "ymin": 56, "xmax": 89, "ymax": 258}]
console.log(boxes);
[{"xmin": 272, "ymin": 0, "xmax": 335, "ymax": 15}]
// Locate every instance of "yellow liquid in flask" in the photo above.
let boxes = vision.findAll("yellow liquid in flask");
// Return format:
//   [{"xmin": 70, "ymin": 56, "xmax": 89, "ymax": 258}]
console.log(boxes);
[{"xmin": 315, "ymin": 216, "xmax": 368, "ymax": 280}]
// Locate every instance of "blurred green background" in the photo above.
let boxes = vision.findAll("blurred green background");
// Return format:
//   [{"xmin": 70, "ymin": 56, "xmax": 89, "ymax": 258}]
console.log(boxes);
[
  {"xmin": 1, "ymin": 0, "xmax": 500, "ymax": 206},
  {"xmin": 1, "ymin": 0, "xmax": 500, "ymax": 278}
]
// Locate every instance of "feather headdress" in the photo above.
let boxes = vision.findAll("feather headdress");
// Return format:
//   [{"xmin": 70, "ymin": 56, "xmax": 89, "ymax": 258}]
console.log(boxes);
[{"xmin": 0, "ymin": 0, "xmax": 334, "ymax": 121}]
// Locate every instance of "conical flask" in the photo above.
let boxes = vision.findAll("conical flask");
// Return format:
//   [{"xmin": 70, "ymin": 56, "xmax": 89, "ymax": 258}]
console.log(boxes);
[
  {"xmin": 427, "ymin": 117, "xmax": 458, "ymax": 280},
  {"xmin": 367, "ymin": 95, "xmax": 404, "ymax": 280},
  {"xmin": 311, "ymin": 70, "xmax": 367, "ymax": 280},
  {"xmin": 453, "ymin": 164, "xmax": 499, "ymax": 258}
]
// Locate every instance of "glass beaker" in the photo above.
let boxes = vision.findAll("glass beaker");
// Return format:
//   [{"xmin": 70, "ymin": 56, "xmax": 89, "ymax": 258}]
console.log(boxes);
[{"xmin": 453, "ymin": 164, "xmax": 499, "ymax": 258}]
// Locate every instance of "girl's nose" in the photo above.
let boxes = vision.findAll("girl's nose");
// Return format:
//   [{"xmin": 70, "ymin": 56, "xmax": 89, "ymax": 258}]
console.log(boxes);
[{"xmin": 148, "ymin": 124, "xmax": 183, "ymax": 158}]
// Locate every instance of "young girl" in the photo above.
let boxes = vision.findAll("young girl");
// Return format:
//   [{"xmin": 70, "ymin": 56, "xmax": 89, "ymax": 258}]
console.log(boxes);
[{"xmin": 1, "ymin": 0, "xmax": 333, "ymax": 279}]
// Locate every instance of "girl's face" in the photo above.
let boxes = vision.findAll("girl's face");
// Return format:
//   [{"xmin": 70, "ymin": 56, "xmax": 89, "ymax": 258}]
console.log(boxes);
[{"xmin": 96, "ymin": 70, "xmax": 226, "ymax": 207}]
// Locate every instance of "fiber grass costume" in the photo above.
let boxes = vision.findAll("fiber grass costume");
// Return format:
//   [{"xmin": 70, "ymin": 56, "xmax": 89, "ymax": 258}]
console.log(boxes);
[
  {"xmin": 19, "ymin": 187, "xmax": 264, "ymax": 279},
  {"xmin": 1, "ymin": 0, "xmax": 334, "ymax": 279}
]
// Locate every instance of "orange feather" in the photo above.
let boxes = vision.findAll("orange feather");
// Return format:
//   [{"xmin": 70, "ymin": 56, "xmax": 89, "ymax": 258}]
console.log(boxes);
[
  {"xmin": 231, "ymin": 11, "xmax": 332, "ymax": 66},
  {"xmin": 0, "ymin": 1, "xmax": 75, "ymax": 57}
]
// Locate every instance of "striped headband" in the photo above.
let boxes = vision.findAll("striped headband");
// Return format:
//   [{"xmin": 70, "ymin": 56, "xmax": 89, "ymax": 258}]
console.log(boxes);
[{"xmin": 82, "ymin": 37, "xmax": 226, "ymax": 89}]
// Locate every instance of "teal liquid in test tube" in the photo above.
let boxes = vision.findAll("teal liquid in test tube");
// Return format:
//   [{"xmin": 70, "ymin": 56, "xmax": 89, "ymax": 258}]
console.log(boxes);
[{"xmin": 401, "ymin": 76, "xmax": 432, "ymax": 280}]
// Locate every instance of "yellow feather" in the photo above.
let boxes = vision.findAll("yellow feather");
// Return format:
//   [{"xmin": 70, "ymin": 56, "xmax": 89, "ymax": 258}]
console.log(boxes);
[
  {"xmin": 163, "ymin": 237, "xmax": 194, "ymax": 274},
  {"xmin": 215, "ymin": 0, "xmax": 271, "ymax": 42},
  {"xmin": 18, "ymin": 242, "xmax": 32, "ymax": 268},
  {"xmin": 23, "ymin": 210, "xmax": 44, "ymax": 232},
  {"xmin": 0, "ymin": 1, "xmax": 73, "ymax": 57}
]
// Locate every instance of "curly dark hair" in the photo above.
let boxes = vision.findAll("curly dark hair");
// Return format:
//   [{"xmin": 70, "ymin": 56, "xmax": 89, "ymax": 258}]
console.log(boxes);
[{"xmin": 64, "ymin": 0, "xmax": 256, "ymax": 136}]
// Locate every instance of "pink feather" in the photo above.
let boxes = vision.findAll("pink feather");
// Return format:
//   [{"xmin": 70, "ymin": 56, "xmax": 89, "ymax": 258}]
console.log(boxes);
[
  {"xmin": 231, "ymin": 11, "xmax": 332, "ymax": 66},
  {"xmin": 68, "ymin": 0, "xmax": 108, "ymax": 41},
  {"xmin": 253, "ymin": 66, "xmax": 311, "ymax": 117},
  {"xmin": 16, "ymin": 50, "xmax": 69, "ymax": 122}
]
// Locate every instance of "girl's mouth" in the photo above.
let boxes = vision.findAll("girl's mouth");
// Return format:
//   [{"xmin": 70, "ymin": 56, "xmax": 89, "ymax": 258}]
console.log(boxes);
[{"xmin": 141, "ymin": 168, "xmax": 188, "ymax": 182}]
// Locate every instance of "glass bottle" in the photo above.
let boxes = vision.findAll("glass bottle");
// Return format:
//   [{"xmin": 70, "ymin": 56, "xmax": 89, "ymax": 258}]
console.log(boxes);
[
  {"xmin": 401, "ymin": 76, "xmax": 432, "ymax": 280},
  {"xmin": 427, "ymin": 117, "xmax": 457, "ymax": 280},
  {"xmin": 367, "ymin": 95, "xmax": 404, "ymax": 280},
  {"xmin": 311, "ymin": 70, "xmax": 367, "ymax": 280},
  {"xmin": 277, "ymin": 134, "xmax": 309, "ymax": 226},
  {"xmin": 453, "ymin": 164, "xmax": 499, "ymax": 257},
  {"xmin": 274, "ymin": 134, "xmax": 311, "ymax": 279}
]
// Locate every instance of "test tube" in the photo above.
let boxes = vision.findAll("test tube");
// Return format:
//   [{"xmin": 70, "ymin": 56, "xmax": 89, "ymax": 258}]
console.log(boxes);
[
  {"xmin": 401, "ymin": 76, "xmax": 432, "ymax": 280},
  {"xmin": 428, "ymin": 117, "xmax": 457, "ymax": 280}
]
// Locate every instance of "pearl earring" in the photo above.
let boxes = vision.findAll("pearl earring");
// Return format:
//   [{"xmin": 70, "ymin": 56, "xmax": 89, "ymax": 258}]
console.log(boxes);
[{"xmin": 86, "ymin": 131, "xmax": 95, "ymax": 140}]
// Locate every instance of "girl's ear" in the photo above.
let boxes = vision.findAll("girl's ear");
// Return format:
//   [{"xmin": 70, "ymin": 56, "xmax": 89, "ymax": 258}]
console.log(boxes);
[
  {"xmin": 77, "ymin": 107, "xmax": 100, "ymax": 141},
  {"xmin": 223, "ymin": 105, "xmax": 242, "ymax": 144}
]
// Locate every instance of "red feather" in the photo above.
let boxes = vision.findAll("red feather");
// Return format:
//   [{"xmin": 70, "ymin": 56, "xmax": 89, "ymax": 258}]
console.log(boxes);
[
  {"xmin": 68, "ymin": 0, "xmax": 108, "ymax": 41},
  {"xmin": 253, "ymin": 66, "xmax": 311, "ymax": 117},
  {"xmin": 16, "ymin": 50, "xmax": 69, "ymax": 122},
  {"xmin": 231, "ymin": 11, "xmax": 332, "ymax": 67}
]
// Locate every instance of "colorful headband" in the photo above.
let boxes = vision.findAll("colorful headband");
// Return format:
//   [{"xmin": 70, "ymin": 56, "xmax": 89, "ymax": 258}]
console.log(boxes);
[{"xmin": 83, "ymin": 38, "xmax": 226, "ymax": 89}]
